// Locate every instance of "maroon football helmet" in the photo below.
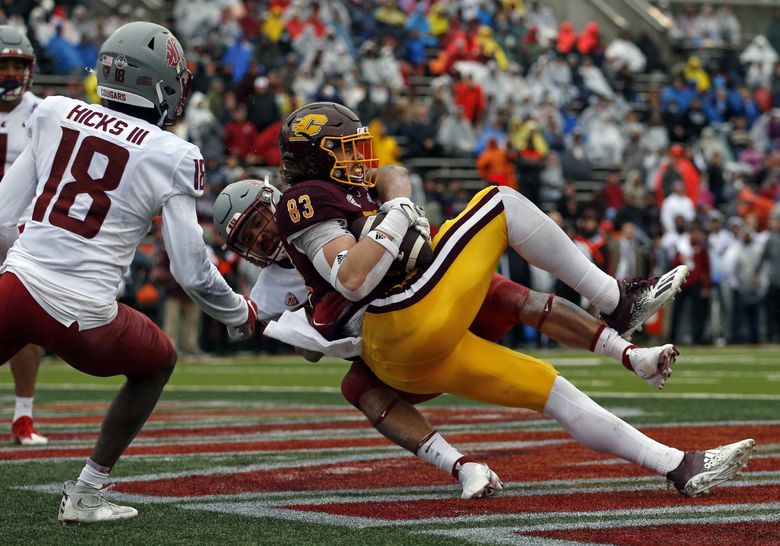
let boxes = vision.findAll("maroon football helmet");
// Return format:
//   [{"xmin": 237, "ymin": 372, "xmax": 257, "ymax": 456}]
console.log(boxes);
[{"xmin": 278, "ymin": 102, "xmax": 378, "ymax": 188}]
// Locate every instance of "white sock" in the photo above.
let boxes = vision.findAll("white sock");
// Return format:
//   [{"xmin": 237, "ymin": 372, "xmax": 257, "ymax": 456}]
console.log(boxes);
[
  {"xmin": 543, "ymin": 376, "xmax": 684, "ymax": 475},
  {"xmin": 14, "ymin": 396, "xmax": 34, "ymax": 422},
  {"xmin": 593, "ymin": 326, "xmax": 633, "ymax": 364},
  {"xmin": 77, "ymin": 459, "xmax": 110, "ymax": 490},
  {"xmin": 416, "ymin": 432, "xmax": 463, "ymax": 475},
  {"xmin": 499, "ymin": 187, "xmax": 619, "ymax": 314}
]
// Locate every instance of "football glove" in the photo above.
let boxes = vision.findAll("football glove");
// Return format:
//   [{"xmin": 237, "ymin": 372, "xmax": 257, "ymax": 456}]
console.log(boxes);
[
  {"xmin": 227, "ymin": 296, "xmax": 258, "ymax": 342},
  {"xmin": 380, "ymin": 197, "xmax": 425, "ymax": 227},
  {"xmin": 413, "ymin": 214, "xmax": 431, "ymax": 242}
]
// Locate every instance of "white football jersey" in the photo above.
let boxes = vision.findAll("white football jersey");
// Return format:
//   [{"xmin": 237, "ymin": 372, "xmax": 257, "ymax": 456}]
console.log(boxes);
[
  {"xmin": 0, "ymin": 95, "xmax": 246, "ymax": 329},
  {"xmin": 250, "ymin": 262, "xmax": 308, "ymax": 322},
  {"xmin": 0, "ymin": 91, "xmax": 40, "ymax": 177}
]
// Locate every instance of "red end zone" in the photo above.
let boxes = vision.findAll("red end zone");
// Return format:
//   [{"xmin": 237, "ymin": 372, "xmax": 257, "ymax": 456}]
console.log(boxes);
[
  {"xmin": 528, "ymin": 521, "xmax": 780, "ymax": 546},
  {"xmin": 9, "ymin": 404, "xmax": 778, "ymax": 543}
]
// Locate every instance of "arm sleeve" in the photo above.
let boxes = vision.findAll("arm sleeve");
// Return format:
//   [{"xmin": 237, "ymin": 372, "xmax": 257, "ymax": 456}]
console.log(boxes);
[
  {"xmin": 162, "ymin": 193, "xmax": 248, "ymax": 326},
  {"xmin": 0, "ymin": 144, "xmax": 37, "ymax": 256}
]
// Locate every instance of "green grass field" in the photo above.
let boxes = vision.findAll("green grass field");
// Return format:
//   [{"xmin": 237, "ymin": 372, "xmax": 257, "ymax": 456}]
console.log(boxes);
[{"xmin": 1, "ymin": 346, "xmax": 779, "ymax": 545}]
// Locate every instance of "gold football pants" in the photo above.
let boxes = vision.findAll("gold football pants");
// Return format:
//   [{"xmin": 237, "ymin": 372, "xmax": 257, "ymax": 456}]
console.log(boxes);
[{"xmin": 362, "ymin": 187, "xmax": 559, "ymax": 411}]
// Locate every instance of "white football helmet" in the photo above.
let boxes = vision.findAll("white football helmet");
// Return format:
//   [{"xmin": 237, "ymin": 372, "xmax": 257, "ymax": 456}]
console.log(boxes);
[
  {"xmin": 95, "ymin": 21, "xmax": 192, "ymax": 126},
  {"xmin": 0, "ymin": 25, "xmax": 35, "ymax": 102},
  {"xmin": 213, "ymin": 177, "xmax": 287, "ymax": 267}
]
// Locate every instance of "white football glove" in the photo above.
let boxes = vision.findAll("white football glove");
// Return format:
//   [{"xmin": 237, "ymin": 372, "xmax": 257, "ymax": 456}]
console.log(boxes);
[
  {"xmin": 380, "ymin": 197, "xmax": 425, "ymax": 227},
  {"xmin": 626, "ymin": 344, "xmax": 678, "ymax": 389},
  {"xmin": 413, "ymin": 215, "xmax": 431, "ymax": 242}
]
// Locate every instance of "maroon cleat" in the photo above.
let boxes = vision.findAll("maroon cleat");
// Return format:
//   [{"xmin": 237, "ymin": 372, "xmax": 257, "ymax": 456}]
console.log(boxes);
[{"xmin": 601, "ymin": 265, "xmax": 689, "ymax": 338}]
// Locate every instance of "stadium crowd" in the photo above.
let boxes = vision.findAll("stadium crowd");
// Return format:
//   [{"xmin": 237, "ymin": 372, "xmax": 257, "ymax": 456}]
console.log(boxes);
[{"xmin": 2, "ymin": 0, "xmax": 780, "ymax": 351}]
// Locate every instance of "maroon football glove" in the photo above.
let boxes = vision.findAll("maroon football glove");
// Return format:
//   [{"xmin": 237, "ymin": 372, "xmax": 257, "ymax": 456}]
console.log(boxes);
[{"xmin": 227, "ymin": 296, "xmax": 258, "ymax": 341}]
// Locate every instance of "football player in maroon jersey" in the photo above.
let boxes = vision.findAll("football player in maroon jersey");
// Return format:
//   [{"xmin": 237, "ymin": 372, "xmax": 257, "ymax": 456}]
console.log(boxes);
[
  {"xmin": 215, "ymin": 167, "xmax": 679, "ymax": 499},
  {"xmin": 268, "ymin": 102, "xmax": 754, "ymax": 499}
]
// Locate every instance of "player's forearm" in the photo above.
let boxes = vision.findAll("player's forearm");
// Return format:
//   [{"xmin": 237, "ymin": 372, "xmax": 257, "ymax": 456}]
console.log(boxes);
[
  {"xmin": 0, "ymin": 144, "xmax": 37, "ymax": 231},
  {"xmin": 375, "ymin": 165, "xmax": 413, "ymax": 203},
  {"xmin": 162, "ymin": 195, "xmax": 247, "ymax": 326},
  {"xmin": 327, "ymin": 239, "xmax": 396, "ymax": 301}
]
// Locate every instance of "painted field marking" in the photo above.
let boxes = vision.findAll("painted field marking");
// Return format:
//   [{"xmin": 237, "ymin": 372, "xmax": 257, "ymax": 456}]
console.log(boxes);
[{"xmin": 10, "ymin": 400, "xmax": 778, "ymax": 544}]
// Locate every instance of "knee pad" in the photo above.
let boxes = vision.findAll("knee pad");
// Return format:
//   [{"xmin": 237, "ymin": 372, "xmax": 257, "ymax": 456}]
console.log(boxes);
[{"xmin": 469, "ymin": 274, "xmax": 529, "ymax": 341}]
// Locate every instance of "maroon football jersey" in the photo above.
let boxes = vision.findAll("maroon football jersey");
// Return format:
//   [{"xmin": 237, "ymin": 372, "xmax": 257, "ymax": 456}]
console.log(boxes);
[{"xmin": 276, "ymin": 179, "xmax": 379, "ymax": 307}]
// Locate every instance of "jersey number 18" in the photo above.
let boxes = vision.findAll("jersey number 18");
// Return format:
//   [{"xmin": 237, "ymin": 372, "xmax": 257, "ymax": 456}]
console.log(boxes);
[{"xmin": 31, "ymin": 127, "xmax": 128, "ymax": 238}]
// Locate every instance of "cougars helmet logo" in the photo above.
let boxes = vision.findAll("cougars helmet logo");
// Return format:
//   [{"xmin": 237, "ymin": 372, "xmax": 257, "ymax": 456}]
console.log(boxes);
[
  {"xmin": 289, "ymin": 114, "xmax": 329, "ymax": 142},
  {"xmin": 165, "ymin": 36, "xmax": 184, "ymax": 70}
]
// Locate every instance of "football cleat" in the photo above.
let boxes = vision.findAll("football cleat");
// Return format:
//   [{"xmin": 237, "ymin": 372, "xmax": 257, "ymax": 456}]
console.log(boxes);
[
  {"xmin": 666, "ymin": 439, "xmax": 755, "ymax": 497},
  {"xmin": 11, "ymin": 416, "xmax": 48, "ymax": 446},
  {"xmin": 601, "ymin": 265, "xmax": 689, "ymax": 338},
  {"xmin": 625, "ymin": 344, "xmax": 679, "ymax": 389},
  {"xmin": 58, "ymin": 480, "xmax": 138, "ymax": 524},
  {"xmin": 458, "ymin": 462, "xmax": 503, "ymax": 499}
]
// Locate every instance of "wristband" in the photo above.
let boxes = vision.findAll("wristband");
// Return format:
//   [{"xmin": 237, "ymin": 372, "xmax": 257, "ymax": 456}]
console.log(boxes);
[{"xmin": 365, "ymin": 229, "xmax": 400, "ymax": 258}]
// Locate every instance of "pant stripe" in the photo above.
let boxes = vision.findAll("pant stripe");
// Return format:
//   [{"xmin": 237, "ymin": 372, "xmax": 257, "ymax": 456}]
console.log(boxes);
[{"xmin": 368, "ymin": 188, "xmax": 505, "ymax": 314}]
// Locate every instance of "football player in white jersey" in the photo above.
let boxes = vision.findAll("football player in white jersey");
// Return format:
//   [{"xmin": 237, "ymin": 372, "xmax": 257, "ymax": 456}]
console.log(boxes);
[
  {"xmin": 212, "ymin": 171, "xmax": 683, "ymax": 500},
  {"xmin": 0, "ymin": 26, "xmax": 48, "ymax": 446},
  {"xmin": 0, "ymin": 22, "xmax": 257, "ymax": 524}
]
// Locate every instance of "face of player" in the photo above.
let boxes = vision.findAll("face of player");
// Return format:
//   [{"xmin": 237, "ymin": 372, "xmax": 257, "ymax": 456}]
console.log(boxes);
[
  {"xmin": 234, "ymin": 206, "xmax": 284, "ymax": 267},
  {"xmin": 330, "ymin": 137, "xmax": 377, "ymax": 185},
  {"xmin": 0, "ymin": 58, "xmax": 29, "ymax": 108}
]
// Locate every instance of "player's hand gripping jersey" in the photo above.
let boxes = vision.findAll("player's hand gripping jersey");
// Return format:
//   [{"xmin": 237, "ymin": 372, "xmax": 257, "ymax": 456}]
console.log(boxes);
[{"xmin": 0, "ymin": 95, "xmax": 246, "ymax": 329}]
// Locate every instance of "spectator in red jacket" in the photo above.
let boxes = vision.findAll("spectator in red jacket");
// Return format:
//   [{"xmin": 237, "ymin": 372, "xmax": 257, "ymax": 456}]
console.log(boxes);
[
  {"xmin": 253, "ymin": 119, "xmax": 282, "ymax": 166},
  {"xmin": 655, "ymin": 144, "xmax": 701, "ymax": 205},
  {"xmin": 600, "ymin": 172, "xmax": 626, "ymax": 220},
  {"xmin": 556, "ymin": 20, "xmax": 576, "ymax": 55},
  {"xmin": 577, "ymin": 21, "xmax": 604, "ymax": 63},
  {"xmin": 453, "ymin": 72, "xmax": 486, "ymax": 126},
  {"xmin": 223, "ymin": 105, "xmax": 258, "ymax": 164}
]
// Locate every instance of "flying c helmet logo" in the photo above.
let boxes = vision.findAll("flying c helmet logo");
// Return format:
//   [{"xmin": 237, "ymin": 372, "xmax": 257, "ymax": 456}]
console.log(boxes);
[{"xmin": 289, "ymin": 114, "xmax": 329, "ymax": 142}]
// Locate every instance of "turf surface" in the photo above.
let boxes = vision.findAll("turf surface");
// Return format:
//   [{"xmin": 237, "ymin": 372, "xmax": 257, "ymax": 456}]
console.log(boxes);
[{"xmin": 1, "ymin": 346, "xmax": 779, "ymax": 545}]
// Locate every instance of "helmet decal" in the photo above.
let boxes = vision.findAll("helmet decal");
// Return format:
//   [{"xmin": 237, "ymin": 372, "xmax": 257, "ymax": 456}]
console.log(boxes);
[
  {"xmin": 290, "ymin": 114, "xmax": 329, "ymax": 141},
  {"xmin": 226, "ymin": 213, "xmax": 241, "ymax": 236},
  {"xmin": 165, "ymin": 36, "xmax": 184, "ymax": 70}
]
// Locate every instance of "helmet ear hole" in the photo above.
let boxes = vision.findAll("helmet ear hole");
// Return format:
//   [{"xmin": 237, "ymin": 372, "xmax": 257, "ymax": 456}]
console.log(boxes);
[
  {"xmin": 147, "ymin": 38, "xmax": 155, "ymax": 49},
  {"xmin": 164, "ymin": 86, "xmax": 176, "ymax": 96}
]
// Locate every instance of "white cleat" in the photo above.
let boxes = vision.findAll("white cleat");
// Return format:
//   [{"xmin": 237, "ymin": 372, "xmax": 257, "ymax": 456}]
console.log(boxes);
[
  {"xmin": 458, "ymin": 462, "xmax": 503, "ymax": 499},
  {"xmin": 626, "ymin": 343, "xmax": 679, "ymax": 389},
  {"xmin": 58, "ymin": 480, "xmax": 138, "ymax": 524},
  {"xmin": 666, "ymin": 439, "xmax": 756, "ymax": 497}
]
